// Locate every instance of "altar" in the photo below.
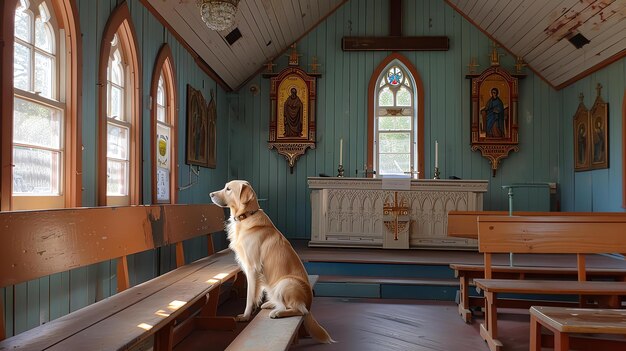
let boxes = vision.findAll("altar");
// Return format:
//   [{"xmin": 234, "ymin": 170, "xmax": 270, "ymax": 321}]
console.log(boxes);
[{"xmin": 308, "ymin": 177, "xmax": 489, "ymax": 250}]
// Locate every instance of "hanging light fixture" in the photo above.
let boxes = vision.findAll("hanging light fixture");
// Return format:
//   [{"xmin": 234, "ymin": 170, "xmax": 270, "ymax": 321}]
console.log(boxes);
[{"xmin": 197, "ymin": 0, "xmax": 240, "ymax": 31}]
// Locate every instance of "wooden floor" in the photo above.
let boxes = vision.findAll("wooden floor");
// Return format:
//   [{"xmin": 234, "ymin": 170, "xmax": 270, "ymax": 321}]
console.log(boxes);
[
  {"xmin": 176, "ymin": 296, "xmax": 532, "ymax": 351},
  {"xmin": 175, "ymin": 244, "xmax": 626, "ymax": 350}
]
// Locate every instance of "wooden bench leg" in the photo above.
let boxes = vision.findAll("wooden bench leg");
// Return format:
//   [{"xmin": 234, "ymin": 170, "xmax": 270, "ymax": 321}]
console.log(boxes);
[
  {"xmin": 479, "ymin": 291, "xmax": 502, "ymax": 351},
  {"xmin": 458, "ymin": 275, "xmax": 472, "ymax": 323},
  {"xmin": 554, "ymin": 330, "xmax": 569, "ymax": 351},
  {"xmin": 155, "ymin": 320, "xmax": 175, "ymax": 351},
  {"xmin": 529, "ymin": 314, "xmax": 542, "ymax": 351},
  {"xmin": 195, "ymin": 285, "xmax": 236, "ymax": 331}
]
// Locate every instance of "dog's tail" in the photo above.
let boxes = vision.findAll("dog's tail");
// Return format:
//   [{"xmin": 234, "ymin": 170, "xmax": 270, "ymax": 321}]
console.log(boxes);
[{"xmin": 303, "ymin": 312, "xmax": 335, "ymax": 344}]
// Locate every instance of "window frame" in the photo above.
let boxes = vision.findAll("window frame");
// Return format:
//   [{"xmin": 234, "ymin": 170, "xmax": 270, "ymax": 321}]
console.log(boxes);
[
  {"xmin": 98, "ymin": 2, "xmax": 141, "ymax": 206},
  {"xmin": 150, "ymin": 44, "xmax": 177, "ymax": 205},
  {"xmin": 368, "ymin": 53, "xmax": 424, "ymax": 178},
  {"xmin": 1, "ymin": 0, "xmax": 82, "ymax": 211}
]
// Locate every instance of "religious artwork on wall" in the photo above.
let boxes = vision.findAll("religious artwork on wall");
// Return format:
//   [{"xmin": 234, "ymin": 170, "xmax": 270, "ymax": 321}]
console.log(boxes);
[
  {"xmin": 207, "ymin": 90, "xmax": 217, "ymax": 169},
  {"xmin": 589, "ymin": 84, "xmax": 608, "ymax": 170},
  {"xmin": 266, "ymin": 44, "xmax": 319, "ymax": 173},
  {"xmin": 468, "ymin": 44, "xmax": 522, "ymax": 177},
  {"xmin": 186, "ymin": 84, "xmax": 210, "ymax": 168},
  {"xmin": 573, "ymin": 93, "xmax": 590, "ymax": 171},
  {"xmin": 573, "ymin": 84, "xmax": 609, "ymax": 172}
]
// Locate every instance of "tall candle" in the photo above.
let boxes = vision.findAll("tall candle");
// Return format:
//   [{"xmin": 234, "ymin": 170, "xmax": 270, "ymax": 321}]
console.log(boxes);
[
  {"xmin": 339, "ymin": 138, "xmax": 343, "ymax": 165},
  {"xmin": 435, "ymin": 140, "xmax": 439, "ymax": 168}
]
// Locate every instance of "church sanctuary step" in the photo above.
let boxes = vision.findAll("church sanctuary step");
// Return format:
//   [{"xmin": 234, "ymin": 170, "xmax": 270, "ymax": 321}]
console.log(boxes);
[{"xmin": 313, "ymin": 275, "xmax": 458, "ymax": 300}]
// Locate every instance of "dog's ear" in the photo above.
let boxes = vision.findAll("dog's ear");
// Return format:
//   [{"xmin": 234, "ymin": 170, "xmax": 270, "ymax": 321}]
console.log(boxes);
[{"xmin": 239, "ymin": 183, "xmax": 255, "ymax": 205}]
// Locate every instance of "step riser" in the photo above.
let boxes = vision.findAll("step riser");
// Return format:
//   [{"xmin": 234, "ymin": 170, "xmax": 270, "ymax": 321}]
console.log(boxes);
[
  {"xmin": 315, "ymin": 282, "xmax": 457, "ymax": 300},
  {"xmin": 304, "ymin": 262, "xmax": 455, "ymax": 279}
]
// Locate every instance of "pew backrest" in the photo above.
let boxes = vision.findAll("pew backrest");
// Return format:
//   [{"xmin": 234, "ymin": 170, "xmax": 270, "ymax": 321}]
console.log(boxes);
[{"xmin": 477, "ymin": 215, "xmax": 626, "ymax": 279}]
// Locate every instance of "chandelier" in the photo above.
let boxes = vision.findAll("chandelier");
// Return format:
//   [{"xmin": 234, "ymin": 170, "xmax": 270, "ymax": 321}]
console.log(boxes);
[{"xmin": 197, "ymin": 0, "xmax": 240, "ymax": 31}]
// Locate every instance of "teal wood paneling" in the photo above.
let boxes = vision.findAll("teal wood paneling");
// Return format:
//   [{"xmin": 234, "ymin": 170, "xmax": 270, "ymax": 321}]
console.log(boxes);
[
  {"xmin": 232, "ymin": 0, "xmax": 563, "ymax": 239},
  {"xmin": 560, "ymin": 57, "xmax": 626, "ymax": 212}
]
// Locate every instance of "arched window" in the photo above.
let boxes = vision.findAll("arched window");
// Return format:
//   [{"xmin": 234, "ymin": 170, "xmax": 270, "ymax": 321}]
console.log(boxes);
[
  {"xmin": 368, "ymin": 54, "xmax": 424, "ymax": 178},
  {"xmin": 99, "ymin": 3, "xmax": 141, "ymax": 206},
  {"xmin": 4, "ymin": 0, "xmax": 81, "ymax": 210},
  {"xmin": 151, "ymin": 44, "xmax": 177, "ymax": 204}
]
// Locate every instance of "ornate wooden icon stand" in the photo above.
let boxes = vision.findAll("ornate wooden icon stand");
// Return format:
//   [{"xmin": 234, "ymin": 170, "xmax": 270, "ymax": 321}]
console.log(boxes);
[
  {"xmin": 265, "ymin": 44, "xmax": 320, "ymax": 173},
  {"xmin": 467, "ymin": 43, "xmax": 524, "ymax": 177}
]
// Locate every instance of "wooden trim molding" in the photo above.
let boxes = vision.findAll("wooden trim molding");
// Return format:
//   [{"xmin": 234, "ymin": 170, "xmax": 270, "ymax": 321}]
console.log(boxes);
[
  {"xmin": 150, "ymin": 44, "xmax": 178, "ymax": 205},
  {"xmin": 53, "ymin": 0, "xmax": 82, "ymax": 207},
  {"xmin": 367, "ymin": 52, "xmax": 425, "ymax": 178},
  {"xmin": 1, "ymin": 0, "xmax": 82, "ymax": 210},
  {"xmin": 98, "ymin": 1, "xmax": 142, "ymax": 206},
  {"xmin": 0, "ymin": 0, "xmax": 18, "ymax": 211},
  {"xmin": 623, "ymin": 89, "xmax": 626, "ymax": 209}
]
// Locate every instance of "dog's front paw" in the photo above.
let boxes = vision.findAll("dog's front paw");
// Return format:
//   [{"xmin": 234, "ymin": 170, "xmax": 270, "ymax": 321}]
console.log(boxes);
[
  {"xmin": 235, "ymin": 314, "xmax": 251, "ymax": 322},
  {"xmin": 269, "ymin": 309, "xmax": 281, "ymax": 319},
  {"xmin": 260, "ymin": 301, "xmax": 275, "ymax": 309}
]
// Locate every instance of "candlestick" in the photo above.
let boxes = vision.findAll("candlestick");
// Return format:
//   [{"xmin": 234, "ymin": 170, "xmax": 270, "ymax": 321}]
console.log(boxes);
[
  {"xmin": 339, "ymin": 138, "xmax": 343, "ymax": 165},
  {"xmin": 435, "ymin": 140, "xmax": 439, "ymax": 168}
]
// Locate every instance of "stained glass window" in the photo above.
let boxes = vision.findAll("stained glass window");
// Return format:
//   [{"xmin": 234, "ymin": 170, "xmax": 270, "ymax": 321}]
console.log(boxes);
[{"xmin": 374, "ymin": 63, "xmax": 416, "ymax": 176}]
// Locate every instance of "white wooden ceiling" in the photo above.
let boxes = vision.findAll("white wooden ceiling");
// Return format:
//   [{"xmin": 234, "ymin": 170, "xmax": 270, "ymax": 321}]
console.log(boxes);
[
  {"xmin": 447, "ymin": 0, "xmax": 626, "ymax": 89},
  {"xmin": 147, "ymin": 0, "xmax": 346, "ymax": 91},
  {"xmin": 147, "ymin": 0, "xmax": 625, "ymax": 91}
]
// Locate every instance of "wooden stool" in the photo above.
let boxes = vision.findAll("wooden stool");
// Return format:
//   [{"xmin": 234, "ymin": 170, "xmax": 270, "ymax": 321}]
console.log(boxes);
[{"xmin": 530, "ymin": 306, "xmax": 626, "ymax": 351}]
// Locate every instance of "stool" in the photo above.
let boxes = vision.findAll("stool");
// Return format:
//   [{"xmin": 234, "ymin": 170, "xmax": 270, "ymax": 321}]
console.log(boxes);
[{"xmin": 530, "ymin": 306, "xmax": 626, "ymax": 351}]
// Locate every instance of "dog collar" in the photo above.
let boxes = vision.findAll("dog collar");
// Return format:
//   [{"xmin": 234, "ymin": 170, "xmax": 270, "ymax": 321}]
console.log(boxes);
[{"xmin": 233, "ymin": 209, "xmax": 260, "ymax": 222}]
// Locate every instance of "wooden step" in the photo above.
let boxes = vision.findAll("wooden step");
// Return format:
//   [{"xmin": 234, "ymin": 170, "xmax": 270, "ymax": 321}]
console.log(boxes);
[{"xmin": 317, "ymin": 275, "xmax": 458, "ymax": 286}]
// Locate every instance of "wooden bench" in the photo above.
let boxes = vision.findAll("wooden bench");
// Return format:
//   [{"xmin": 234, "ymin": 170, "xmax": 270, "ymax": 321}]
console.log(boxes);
[
  {"xmin": 0, "ymin": 204, "xmax": 242, "ymax": 350},
  {"xmin": 450, "ymin": 263, "xmax": 626, "ymax": 323},
  {"xmin": 225, "ymin": 275, "xmax": 320, "ymax": 351},
  {"xmin": 530, "ymin": 306, "xmax": 626, "ymax": 351},
  {"xmin": 473, "ymin": 215, "xmax": 626, "ymax": 351}
]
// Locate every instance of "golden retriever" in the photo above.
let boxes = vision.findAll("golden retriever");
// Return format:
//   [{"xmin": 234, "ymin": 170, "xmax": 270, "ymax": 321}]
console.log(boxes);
[{"xmin": 210, "ymin": 180, "xmax": 334, "ymax": 344}]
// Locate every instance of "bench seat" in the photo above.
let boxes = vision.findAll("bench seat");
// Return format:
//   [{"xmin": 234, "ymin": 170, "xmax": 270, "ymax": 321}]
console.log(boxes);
[
  {"xmin": 1, "ymin": 250, "xmax": 240, "ymax": 350},
  {"xmin": 450, "ymin": 264, "xmax": 626, "ymax": 322},
  {"xmin": 530, "ymin": 306, "xmax": 626, "ymax": 351},
  {"xmin": 225, "ymin": 275, "xmax": 320, "ymax": 351}
]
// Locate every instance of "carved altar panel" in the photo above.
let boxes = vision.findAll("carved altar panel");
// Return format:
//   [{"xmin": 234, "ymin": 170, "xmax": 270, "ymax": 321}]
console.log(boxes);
[{"xmin": 308, "ymin": 178, "xmax": 488, "ymax": 249}]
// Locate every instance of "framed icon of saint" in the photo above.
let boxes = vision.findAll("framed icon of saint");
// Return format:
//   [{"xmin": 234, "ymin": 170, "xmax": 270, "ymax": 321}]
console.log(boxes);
[{"xmin": 268, "ymin": 66, "xmax": 317, "ymax": 172}]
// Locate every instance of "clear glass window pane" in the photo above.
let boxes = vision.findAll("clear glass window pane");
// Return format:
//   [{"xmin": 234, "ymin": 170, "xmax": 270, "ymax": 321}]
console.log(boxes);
[
  {"xmin": 379, "ymin": 132, "xmax": 411, "ymax": 153},
  {"xmin": 107, "ymin": 124, "xmax": 129, "ymax": 160},
  {"xmin": 108, "ymin": 85, "xmax": 123, "ymax": 120},
  {"xmin": 378, "ymin": 87, "xmax": 393, "ymax": 107},
  {"xmin": 396, "ymin": 86, "xmax": 411, "ymax": 107},
  {"xmin": 14, "ymin": 42, "xmax": 31, "ymax": 91},
  {"xmin": 35, "ymin": 18, "xmax": 52, "ymax": 53},
  {"xmin": 111, "ymin": 51, "xmax": 123, "ymax": 86},
  {"xmin": 13, "ymin": 146, "xmax": 60, "ymax": 195},
  {"xmin": 15, "ymin": 8, "xmax": 31, "ymax": 43},
  {"xmin": 107, "ymin": 160, "xmax": 128, "ymax": 196},
  {"xmin": 157, "ymin": 74, "xmax": 165, "ymax": 105},
  {"xmin": 14, "ymin": 97, "xmax": 62, "ymax": 149},
  {"xmin": 378, "ymin": 116, "xmax": 411, "ymax": 131},
  {"xmin": 34, "ymin": 52, "xmax": 53, "ymax": 98},
  {"xmin": 157, "ymin": 106, "xmax": 165, "ymax": 122},
  {"xmin": 378, "ymin": 153, "xmax": 410, "ymax": 175}
]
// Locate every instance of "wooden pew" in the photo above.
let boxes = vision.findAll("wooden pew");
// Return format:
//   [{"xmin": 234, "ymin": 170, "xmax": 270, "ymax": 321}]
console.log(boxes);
[
  {"xmin": 450, "ymin": 264, "xmax": 626, "ymax": 323},
  {"xmin": 225, "ymin": 275, "xmax": 320, "ymax": 351},
  {"xmin": 0, "ymin": 204, "xmax": 241, "ymax": 350},
  {"xmin": 447, "ymin": 211, "xmax": 626, "ymax": 323},
  {"xmin": 473, "ymin": 215, "xmax": 626, "ymax": 351}
]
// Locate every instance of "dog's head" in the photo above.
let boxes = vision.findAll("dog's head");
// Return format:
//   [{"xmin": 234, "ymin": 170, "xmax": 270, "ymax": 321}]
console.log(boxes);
[{"xmin": 209, "ymin": 180, "xmax": 259, "ymax": 216}]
